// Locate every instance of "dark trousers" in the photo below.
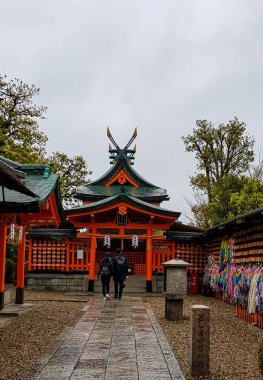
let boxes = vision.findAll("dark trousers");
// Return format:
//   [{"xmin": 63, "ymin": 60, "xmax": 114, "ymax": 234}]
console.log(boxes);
[
  {"xmin": 114, "ymin": 277, "xmax": 124, "ymax": 298},
  {"xmin": 101, "ymin": 276, "xmax": 110, "ymax": 297}
]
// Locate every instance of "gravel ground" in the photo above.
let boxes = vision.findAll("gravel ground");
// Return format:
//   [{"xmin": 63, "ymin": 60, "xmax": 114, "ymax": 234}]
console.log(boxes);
[
  {"xmin": 24, "ymin": 289, "xmax": 89, "ymax": 302},
  {"xmin": 0, "ymin": 291, "xmax": 87, "ymax": 380},
  {"xmin": 147, "ymin": 295, "xmax": 263, "ymax": 380}
]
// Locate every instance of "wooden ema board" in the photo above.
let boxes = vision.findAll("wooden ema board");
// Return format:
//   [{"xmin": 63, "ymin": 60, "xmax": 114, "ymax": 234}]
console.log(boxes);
[
  {"xmin": 29, "ymin": 239, "xmax": 90, "ymax": 272},
  {"xmin": 152, "ymin": 243, "xmax": 205, "ymax": 273},
  {"xmin": 30, "ymin": 240, "xmax": 67, "ymax": 271},
  {"xmin": 29, "ymin": 240, "xmax": 207, "ymax": 275},
  {"xmin": 205, "ymin": 222, "xmax": 263, "ymax": 265}
]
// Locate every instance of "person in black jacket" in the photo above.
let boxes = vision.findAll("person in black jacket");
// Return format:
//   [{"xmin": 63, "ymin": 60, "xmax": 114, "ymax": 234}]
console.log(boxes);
[
  {"xmin": 113, "ymin": 248, "xmax": 128, "ymax": 299},
  {"xmin": 97, "ymin": 252, "xmax": 113, "ymax": 300}
]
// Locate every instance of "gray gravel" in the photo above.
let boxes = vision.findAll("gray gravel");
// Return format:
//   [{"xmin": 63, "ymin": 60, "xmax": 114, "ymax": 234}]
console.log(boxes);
[
  {"xmin": 1, "ymin": 291, "xmax": 261, "ymax": 379},
  {"xmin": 0, "ymin": 290, "xmax": 86, "ymax": 380},
  {"xmin": 147, "ymin": 295, "xmax": 262, "ymax": 380}
]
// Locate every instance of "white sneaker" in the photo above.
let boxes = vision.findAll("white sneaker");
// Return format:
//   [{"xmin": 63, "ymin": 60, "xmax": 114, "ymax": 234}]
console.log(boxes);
[
  {"xmin": 106, "ymin": 294, "xmax": 110, "ymax": 300},
  {"xmin": 103, "ymin": 297, "xmax": 106, "ymax": 300}
]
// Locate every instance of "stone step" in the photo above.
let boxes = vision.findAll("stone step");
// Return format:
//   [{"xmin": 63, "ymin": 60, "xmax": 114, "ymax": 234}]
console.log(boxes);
[{"xmin": 94, "ymin": 275, "xmax": 163, "ymax": 294}]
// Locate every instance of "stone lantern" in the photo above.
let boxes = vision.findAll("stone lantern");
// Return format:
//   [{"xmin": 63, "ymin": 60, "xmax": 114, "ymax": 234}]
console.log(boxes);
[{"xmin": 163, "ymin": 259, "xmax": 189, "ymax": 320}]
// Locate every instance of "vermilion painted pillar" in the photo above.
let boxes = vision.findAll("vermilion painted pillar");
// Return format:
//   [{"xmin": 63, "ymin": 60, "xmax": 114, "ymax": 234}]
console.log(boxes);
[
  {"xmin": 146, "ymin": 233, "xmax": 153, "ymax": 293},
  {"xmin": 0, "ymin": 222, "xmax": 7, "ymax": 310},
  {"xmin": 88, "ymin": 229, "xmax": 96, "ymax": 292},
  {"xmin": 15, "ymin": 226, "xmax": 26, "ymax": 304}
]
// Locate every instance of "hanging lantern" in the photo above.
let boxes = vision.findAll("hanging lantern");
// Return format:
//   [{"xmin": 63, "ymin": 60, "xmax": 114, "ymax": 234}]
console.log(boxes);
[
  {"xmin": 18, "ymin": 225, "xmax": 23, "ymax": 243},
  {"xmin": 132, "ymin": 235, "xmax": 139, "ymax": 249},
  {"xmin": 10, "ymin": 223, "xmax": 15, "ymax": 240},
  {"xmin": 104, "ymin": 235, "xmax": 111, "ymax": 248}
]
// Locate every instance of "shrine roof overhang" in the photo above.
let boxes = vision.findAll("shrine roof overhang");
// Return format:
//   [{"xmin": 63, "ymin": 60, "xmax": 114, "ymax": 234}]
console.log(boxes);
[
  {"xmin": 0, "ymin": 173, "xmax": 59, "ymax": 210},
  {"xmin": 0, "ymin": 161, "xmax": 65, "ymax": 225},
  {"xmin": 169, "ymin": 221, "xmax": 204, "ymax": 233},
  {"xmin": 80, "ymin": 157, "xmax": 165, "ymax": 189},
  {"xmin": 202, "ymin": 206, "xmax": 263, "ymax": 237},
  {"xmin": 66, "ymin": 193, "xmax": 180, "ymax": 219},
  {"xmin": 76, "ymin": 185, "xmax": 169, "ymax": 202},
  {"xmin": 0, "ymin": 157, "xmax": 37, "ymax": 198},
  {"xmin": 28, "ymin": 227, "xmax": 76, "ymax": 238},
  {"xmin": 166, "ymin": 231, "xmax": 203, "ymax": 241}
]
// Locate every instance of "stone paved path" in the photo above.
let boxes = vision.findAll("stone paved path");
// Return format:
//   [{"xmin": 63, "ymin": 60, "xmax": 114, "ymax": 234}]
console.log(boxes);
[{"xmin": 30, "ymin": 296, "xmax": 184, "ymax": 379}]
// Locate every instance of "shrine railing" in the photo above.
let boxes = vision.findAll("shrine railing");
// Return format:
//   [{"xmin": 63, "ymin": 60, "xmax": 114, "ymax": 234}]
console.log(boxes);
[{"xmin": 236, "ymin": 303, "xmax": 263, "ymax": 329}]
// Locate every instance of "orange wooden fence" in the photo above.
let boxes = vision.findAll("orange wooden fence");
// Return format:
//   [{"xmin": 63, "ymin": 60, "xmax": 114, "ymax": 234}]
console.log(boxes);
[
  {"xmin": 236, "ymin": 303, "xmax": 263, "ymax": 328},
  {"xmin": 152, "ymin": 246, "xmax": 171, "ymax": 272},
  {"xmin": 28, "ymin": 239, "xmax": 90, "ymax": 272}
]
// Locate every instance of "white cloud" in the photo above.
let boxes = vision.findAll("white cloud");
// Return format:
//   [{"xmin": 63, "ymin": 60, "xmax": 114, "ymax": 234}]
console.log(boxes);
[{"xmin": 1, "ymin": 0, "xmax": 263, "ymax": 222}]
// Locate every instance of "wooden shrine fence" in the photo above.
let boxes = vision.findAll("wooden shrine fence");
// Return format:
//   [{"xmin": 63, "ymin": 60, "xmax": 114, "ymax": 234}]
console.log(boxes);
[
  {"xmin": 28, "ymin": 239, "xmax": 90, "ymax": 272},
  {"xmin": 236, "ymin": 303, "xmax": 263, "ymax": 329}
]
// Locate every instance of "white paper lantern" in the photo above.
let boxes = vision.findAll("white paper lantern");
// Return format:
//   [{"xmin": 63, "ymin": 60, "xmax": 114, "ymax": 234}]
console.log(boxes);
[
  {"xmin": 18, "ymin": 225, "xmax": 23, "ymax": 242},
  {"xmin": 132, "ymin": 235, "xmax": 139, "ymax": 249},
  {"xmin": 104, "ymin": 235, "xmax": 111, "ymax": 248},
  {"xmin": 10, "ymin": 223, "xmax": 15, "ymax": 240}
]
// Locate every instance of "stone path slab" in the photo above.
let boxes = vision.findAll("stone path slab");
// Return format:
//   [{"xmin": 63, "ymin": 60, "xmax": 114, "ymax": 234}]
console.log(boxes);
[{"xmin": 29, "ymin": 296, "xmax": 184, "ymax": 379}]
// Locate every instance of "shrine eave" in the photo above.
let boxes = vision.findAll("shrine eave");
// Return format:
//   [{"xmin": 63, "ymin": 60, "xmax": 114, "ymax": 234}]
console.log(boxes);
[
  {"xmin": 0, "ymin": 159, "xmax": 64, "ymax": 223},
  {"xmin": 66, "ymin": 193, "xmax": 180, "ymax": 218},
  {"xmin": 166, "ymin": 231, "xmax": 202, "ymax": 241},
  {"xmin": 87, "ymin": 157, "xmax": 161, "ymax": 188},
  {"xmin": 0, "ymin": 157, "xmax": 37, "ymax": 198},
  {"xmin": 28, "ymin": 228, "xmax": 76, "ymax": 238},
  {"xmin": 76, "ymin": 185, "xmax": 169, "ymax": 202}
]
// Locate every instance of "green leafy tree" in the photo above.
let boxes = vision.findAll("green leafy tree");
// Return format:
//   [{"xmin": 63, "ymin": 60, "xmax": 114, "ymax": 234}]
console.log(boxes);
[
  {"xmin": 183, "ymin": 118, "xmax": 255, "ymax": 227},
  {"xmin": 182, "ymin": 118, "xmax": 255, "ymax": 202},
  {"xmin": 49, "ymin": 151, "xmax": 92, "ymax": 207},
  {"xmin": 185, "ymin": 192, "xmax": 211, "ymax": 229},
  {"xmin": 229, "ymin": 177, "xmax": 263, "ymax": 219},
  {"xmin": 208, "ymin": 175, "xmax": 246, "ymax": 225},
  {"xmin": 0, "ymin": 74, "xmax": 48, "ymax": 163}
]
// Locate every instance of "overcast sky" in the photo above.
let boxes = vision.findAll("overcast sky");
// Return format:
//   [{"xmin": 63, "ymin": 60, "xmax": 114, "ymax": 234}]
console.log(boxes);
[{"xmin": 1, "ymin": 0, "xmax": 263, "ymax": 222}]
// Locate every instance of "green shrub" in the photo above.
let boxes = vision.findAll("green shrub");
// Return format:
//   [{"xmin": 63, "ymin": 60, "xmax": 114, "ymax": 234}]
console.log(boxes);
[
  {"xmin": 258, "ymin": 335, "xmax": 263, "ymax": 375},
  {"xmin": 5, "ymin": 258, "xmax": 16, "ymax": 283}
]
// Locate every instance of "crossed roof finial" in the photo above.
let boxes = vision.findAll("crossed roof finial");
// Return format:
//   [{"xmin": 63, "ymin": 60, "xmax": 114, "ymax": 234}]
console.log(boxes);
[{"xmin": 107, "ymin": 127, "xmax": 137, "ymax": 165}]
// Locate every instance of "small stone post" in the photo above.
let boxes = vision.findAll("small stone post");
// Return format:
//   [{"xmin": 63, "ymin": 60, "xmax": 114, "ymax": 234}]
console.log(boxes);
[
  {"xmin": 163, "ymin": 259, "xmax": 189, "ymax": 320},
  {"xmin": 190, "ymin": 305, "xmax": 210, "ymax": 377}
]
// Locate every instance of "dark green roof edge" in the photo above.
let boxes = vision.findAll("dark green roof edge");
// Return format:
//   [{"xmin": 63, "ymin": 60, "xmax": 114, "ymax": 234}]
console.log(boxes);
[
  {"xmin": 166, "ymin": 231, "xmax": 202, "ymax": 241},
  {"xmin": 0, "ymin": 200, "xmax": 39, "ymax": 213},
  {"xmin": 66, "ymin": 193, "xmax": 180, "ymax": 218},
  {"xmin": 76, "ymin": 184, "xmax": 169, "ymax": 202},
  {"xmin": 85, "ymin": 157, "xmax": 164, "ymax": 189},
  {"xmin": 28, "ymin": 228, "xmax": 75, "ymax": 237},
  {"xmin": 204, "ymin": 207, "xmax": 263, "ymax": 235}
]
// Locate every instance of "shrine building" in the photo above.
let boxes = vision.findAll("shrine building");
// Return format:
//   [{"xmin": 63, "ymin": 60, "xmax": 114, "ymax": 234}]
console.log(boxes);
[{"xmin": 27, "ymin": 129, "xmax": 204, "ymax": 294}]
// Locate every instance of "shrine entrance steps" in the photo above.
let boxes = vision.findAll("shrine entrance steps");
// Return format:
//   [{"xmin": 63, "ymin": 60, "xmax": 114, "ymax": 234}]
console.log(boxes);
[
  {"xmin": 94, "ymin": 275, "xmax": 164, "ymax": 294},
  {"xmin": 29, "ymin": 296, "xmax": 184, "ymax": 379},
  {"xmin": 94, "ymin": 275, "xmax": 147, "ymax": 294}
]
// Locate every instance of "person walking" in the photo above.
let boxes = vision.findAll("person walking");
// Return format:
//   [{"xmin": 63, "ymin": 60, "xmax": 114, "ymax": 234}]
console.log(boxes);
[
  {"xmin": 113, "ymin": 248, "xmax": 128, "ymax": 299},
  {"xmin": 97, "ymin": 252, "xmax": 113, "ymax": 300}
]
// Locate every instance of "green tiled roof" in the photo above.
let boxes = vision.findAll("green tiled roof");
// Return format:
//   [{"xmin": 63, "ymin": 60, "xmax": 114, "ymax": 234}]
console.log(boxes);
[
  {"xmin": 76, "ymin": 184, "xmax": 169, "ymax": 201},
  {"xmin": 66, "ymin": 193, "xmax": 180, "ymax": 218},
  {"xmin": 76, "ymin": 157, "xmax": 169, "ymax": 202},
  {"xmin": 0, "ymin": 162, "xmax": 63, "ymax": 216}
]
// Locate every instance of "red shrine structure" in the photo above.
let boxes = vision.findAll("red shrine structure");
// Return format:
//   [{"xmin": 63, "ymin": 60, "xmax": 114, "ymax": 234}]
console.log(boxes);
[
  {"xmin": 27, "ymin": 129, "xmax": 204, "ymax": 293},
  {"xmin": 0, "ymin": 157, "xmax": 63, "ymax": 309},
  {"xmin": 2, "ymin": 131, "xmax": 263, "ymax": 329}
]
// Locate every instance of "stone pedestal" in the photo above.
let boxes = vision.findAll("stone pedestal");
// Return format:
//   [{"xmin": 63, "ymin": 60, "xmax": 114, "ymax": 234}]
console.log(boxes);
[
  {"xmin": 163, "ymin": 259, "xmax": 189, "ymax": 321},
  {"xmin": 190, "ymin": 305, "xmax": 210, "ymax": 377},
  {"xmin": 165, "ymin": 296, "xmax": 184, "ymax": 320}
]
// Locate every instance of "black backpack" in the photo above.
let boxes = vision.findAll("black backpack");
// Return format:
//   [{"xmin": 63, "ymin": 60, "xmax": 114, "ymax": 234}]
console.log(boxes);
[
  {"xmin": 116, "ymin": 255, "xmax": 126, "ymax": 273},
  {"xmin": 101, "ymin": 261, "xmax": 111, "ymax": 277}
]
